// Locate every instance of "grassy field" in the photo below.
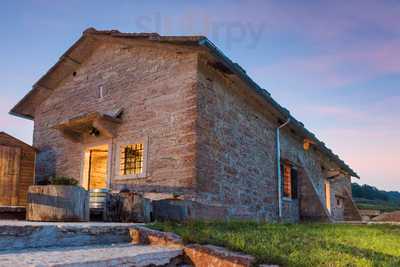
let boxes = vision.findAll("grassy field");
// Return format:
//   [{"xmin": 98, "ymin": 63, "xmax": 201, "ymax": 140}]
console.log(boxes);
[
  {"xmin": 357, "ymin": 202, "xmax": 399, "ymax": 212},
  {"xmin": 149, "ymin": 221, "xmax": 400, "ymax": 267},
  {"xmin": 355, "ymin": 198, "xmax": 400, "ymax": 213}
]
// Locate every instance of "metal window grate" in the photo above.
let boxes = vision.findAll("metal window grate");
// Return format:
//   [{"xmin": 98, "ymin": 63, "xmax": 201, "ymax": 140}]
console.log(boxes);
[
  {"xmin": 120, "ymin": 143, "xmax": 144, "ymax": 175},
  {"xmin": 283, "ymin": 164, "xmax": 292, "ymax": 198}
]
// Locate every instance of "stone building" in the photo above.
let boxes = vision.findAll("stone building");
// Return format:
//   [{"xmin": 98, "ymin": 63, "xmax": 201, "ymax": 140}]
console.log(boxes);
[{"xmin": 10, "ymin": 28, "xmax": 361, "ymax": 222}]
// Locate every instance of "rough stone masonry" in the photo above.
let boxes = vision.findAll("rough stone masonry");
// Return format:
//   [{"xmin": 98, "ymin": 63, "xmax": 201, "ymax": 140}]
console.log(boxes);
[{"xmin": 10, "ymin": 28, "xmax": 362, "ymax": 222}]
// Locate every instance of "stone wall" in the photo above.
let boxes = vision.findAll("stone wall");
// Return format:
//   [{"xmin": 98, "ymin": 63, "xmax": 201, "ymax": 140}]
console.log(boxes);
[
  {"xmin": 195, "ymin": 62, "xmax": 278, "ymax": 221},
  {"xmin": 330, "ymin": 176, "xmax": 349, "ymax": 221},
  {"xmin": 195, "ymin": 57, "xmax": 349, "ymax": 221},
  {"xmin": 298, "ymin": 168, "xmax": 331, "ymax": 222},
  {"xmin": 32, "ymin": 39, "xmax": 356, "ymax": 222},
  {"xmin": 33, "ymin": 40, "xmax": 198, "ymax": 196},
  {"xmin": 343, "ymin": 189, "xmax": 362, "ymax": 221},
  {"xmin": 281, "ymin": 199, "xmax": 300, "ymax": 222}
]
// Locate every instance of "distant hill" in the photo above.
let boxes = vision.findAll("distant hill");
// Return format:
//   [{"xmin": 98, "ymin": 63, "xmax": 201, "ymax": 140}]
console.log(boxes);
[{"xmin": 351, "ymin": 183, "xmax": 400, "ymax": 212}]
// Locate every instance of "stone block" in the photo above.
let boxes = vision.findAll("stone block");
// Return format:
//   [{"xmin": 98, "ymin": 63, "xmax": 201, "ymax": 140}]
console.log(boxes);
[
  {"xmin": 104, "ymin": 192, "xmax": 152, "ymax": 223},
  {"xmin": 153, "ymin": 199, "xmax": 191, "ymax": 221},
  {"xmin": 27, "ymin": 185, "xmax": 89, "ymax": 222},
  {"xmin": 130, "ymin": 226, "xmax": 183, "ymax": 248},
  {"xmin": 184, "ymin": 244, "xmax": 255, "ymax": 267}
]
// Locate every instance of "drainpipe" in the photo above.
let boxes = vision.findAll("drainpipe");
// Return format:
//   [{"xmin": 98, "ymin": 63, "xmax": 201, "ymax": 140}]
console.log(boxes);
[{"xmin": 276, "ymin": 118, "xmax": 291, "ymax": 219}]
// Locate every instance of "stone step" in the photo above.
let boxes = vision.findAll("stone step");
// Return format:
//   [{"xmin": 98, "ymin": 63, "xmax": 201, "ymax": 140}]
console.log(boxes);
[
  {"xmin": 0, "ymin": 220, "xmax": 139, "ymax": 251},
  {"xmin": 0, "ymin": 243, "xmax": 183, "ymax": 267}
]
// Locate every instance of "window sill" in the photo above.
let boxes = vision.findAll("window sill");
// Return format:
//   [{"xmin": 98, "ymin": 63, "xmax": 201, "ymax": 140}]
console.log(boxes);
[
  {"xmin": 114, "ymin": 174, "xmax": 148, "ymax": 180},
  {"xmin": 282, "ymin": 197, "xmax": 297, "ymax": 202}
]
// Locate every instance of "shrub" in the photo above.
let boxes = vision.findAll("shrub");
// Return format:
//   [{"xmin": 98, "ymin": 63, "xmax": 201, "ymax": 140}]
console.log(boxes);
[{"xmin": 50, "ymin": 176, "xmax": 79, "ymax": 186}]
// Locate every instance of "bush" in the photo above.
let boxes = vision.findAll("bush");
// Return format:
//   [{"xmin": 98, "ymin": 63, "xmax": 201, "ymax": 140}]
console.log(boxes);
[{"xmin": 50, "ymin": 176, "xmax": 79, "ymax": 186}]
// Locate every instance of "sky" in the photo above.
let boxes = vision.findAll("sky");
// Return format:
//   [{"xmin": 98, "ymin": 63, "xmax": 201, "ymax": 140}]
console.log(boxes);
[{"xmin": 0, "ymin": 0, "xmax": 399, "ymax": 190}]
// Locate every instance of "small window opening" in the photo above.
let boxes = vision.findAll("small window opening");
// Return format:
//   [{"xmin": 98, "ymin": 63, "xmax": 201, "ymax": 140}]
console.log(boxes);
[
  {"xmin": 98, "ymin": 86, "xmax": 104, "ymax": 99},
  {"xmin": 72, "ymin": 71, "xmax": 77, "ymax": 77},
  {"xmin": 336, "ymin": 197, "xmax": 343, "ymax": 208},
  {"xmin": 281, "ymin": 162, "xmax": 298, "ymax": 199}
]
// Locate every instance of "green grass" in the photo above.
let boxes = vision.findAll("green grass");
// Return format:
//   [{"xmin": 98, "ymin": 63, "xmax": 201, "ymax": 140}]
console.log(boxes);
[
  {"xmin": 149, "ymin": 221, "xmax": 400, "ymax": 267},
  {"xmin": 354, "ymin": 197, "xmax": 400, "ymax": 212},
  {"xmin": 356, "ymin": 201, "xmax": 400, "ymax": 213},
  {"xmin": 357, "ymin": 202, "xmax": 399, "ymax": 212}
]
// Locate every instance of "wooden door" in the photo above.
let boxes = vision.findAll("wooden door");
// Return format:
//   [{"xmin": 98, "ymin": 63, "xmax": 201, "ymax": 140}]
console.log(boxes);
[
  {"xmin": 0, "ymin": 145, "xmax": 21, "ymax": 206},
  {"xmin": 88, "ymin": 149, "xmax": 108, "ymax": 190}
]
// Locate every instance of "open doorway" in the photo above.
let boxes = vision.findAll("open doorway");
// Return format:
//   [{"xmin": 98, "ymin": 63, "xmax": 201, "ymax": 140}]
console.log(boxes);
[
  {"xmin": 82, "ymin": 144, "xmax": 109, "ymax": 190},
  {"xmin": 324, "ymin": 180, "xmax": 331, "ymax": 214}
]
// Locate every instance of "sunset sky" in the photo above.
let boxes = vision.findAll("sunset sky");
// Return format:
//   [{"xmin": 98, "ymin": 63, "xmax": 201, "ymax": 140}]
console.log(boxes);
[{"xmin": 1, "ymin": 0, "xmax": 399, "ymax": 190}]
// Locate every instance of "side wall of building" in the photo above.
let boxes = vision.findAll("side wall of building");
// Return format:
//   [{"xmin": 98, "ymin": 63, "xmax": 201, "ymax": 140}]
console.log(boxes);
[
  {"xmin": 195, "ymin": 57, "xmax": 350, "ymax": 221},
  {"xmin": 195, "ymin": 62, "xmax": 278, "ymax": 220},
  {"xmin": 279, "ymin": 129, "xmax": 331, "ymax": 221},
  {"xmin": 330, "ymin": 176, "xmax": 360, "ymax": 221},
  {"xmin": 33, "ymin": 41, "xmax": 199, "ymax": 197},
  {"xmin": 31, "ymin": 42, "xmax": 355, "ymax": 221}
]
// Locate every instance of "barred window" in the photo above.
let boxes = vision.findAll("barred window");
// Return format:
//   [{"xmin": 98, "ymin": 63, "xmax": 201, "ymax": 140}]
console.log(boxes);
[
  {"xmin": 120, "ymin": 143, "xmax": 144, "ymax": 175},
  {"xmin": 281, "ymin": 162, "xmax": 298, "ymax": 199},
  {"xmin": 283, "ymin": 164, "xmax": 292, "ymax": 198}
]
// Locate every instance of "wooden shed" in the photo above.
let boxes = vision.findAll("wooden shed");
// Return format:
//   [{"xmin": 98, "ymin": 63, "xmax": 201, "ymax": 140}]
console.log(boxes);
[{"xmin": 0, "ymin": 132, "xmax": 36, "ymax": 206}]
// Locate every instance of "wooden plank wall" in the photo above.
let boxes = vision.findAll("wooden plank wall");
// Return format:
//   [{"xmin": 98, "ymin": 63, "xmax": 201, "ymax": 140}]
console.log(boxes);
[
  {"xmin": 0, "ymin": 145, "xmax": 21, "ymax": 205},
  {"xmin": 0, "ymin": 133, "xmax": 35, "ymax": 206}
]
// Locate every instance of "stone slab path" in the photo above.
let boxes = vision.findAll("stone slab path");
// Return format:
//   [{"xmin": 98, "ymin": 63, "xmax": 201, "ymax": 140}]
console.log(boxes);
[
  {"xmin": 0, "ymin": 220, "xmax": 142, "ymax": 251},
  {"xmin": 0, "ymin": 220, "xmax": 140, "ymax": 227},
  {"xmin": 0, "ymin": 243, "xmax": 182, "ymax": 267}
]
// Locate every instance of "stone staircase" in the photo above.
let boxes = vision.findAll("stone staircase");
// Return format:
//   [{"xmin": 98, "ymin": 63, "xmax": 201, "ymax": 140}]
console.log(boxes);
[
  {"xmin": 343, "ymin": 189, "xmax": 362, "ymax": 221},
  {"xmin": 0, "ymin": 221, "xmax": 184, "ymax": 267}
]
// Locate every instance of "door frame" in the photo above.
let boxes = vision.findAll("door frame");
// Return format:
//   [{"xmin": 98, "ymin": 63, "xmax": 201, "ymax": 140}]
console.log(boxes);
[{"xmin": 80, "ymin": 140, "xmax": 113, "ymax": 190}]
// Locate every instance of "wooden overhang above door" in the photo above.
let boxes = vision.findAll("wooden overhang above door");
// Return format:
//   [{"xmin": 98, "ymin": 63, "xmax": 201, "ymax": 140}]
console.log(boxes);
[{"xmin": 52, "ymin": 112, "xmax": 122, "ymax": 143}]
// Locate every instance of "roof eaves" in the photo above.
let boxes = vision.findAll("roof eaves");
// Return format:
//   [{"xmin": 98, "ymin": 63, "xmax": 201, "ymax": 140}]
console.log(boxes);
[
  {"xmin": 9, "ymin": 34, "xmax": 90, "ymax": 119},
  {"xmin": 9, "ymin": 86, "xmax": 38, "ymax": 121},
  {"xmin": 8, "ymin": 110, "xmax": 34, "ymax": 121},
  {"xmin": 0, "ymin": 131, "xmax": 37, "ymax": 151}
]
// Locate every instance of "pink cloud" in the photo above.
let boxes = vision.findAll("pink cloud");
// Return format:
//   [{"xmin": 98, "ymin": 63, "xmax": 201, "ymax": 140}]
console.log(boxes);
[
  {"xmin": 252, "ymin": 37, "xmax": 400, "ymax": 90},
  {"xmin": 231, "ymin": 1, "xmax": 400, "ymax": 89},
  {"xmin": 204, "ymin": 0, "xmax": 400, "ymax": 43},
  {"xmin": 320, "ymin": 126, "xmax": 400, "ymax": 190},
  {"xmin": 296, "ymin": 96, "xmax": 400, "ymax": 190},
  {"xmin": 299, "ymin": 107, "xmax": 370, "ymax": 127}
]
